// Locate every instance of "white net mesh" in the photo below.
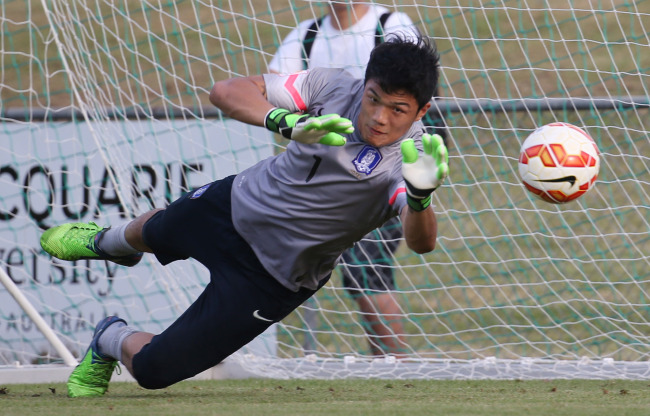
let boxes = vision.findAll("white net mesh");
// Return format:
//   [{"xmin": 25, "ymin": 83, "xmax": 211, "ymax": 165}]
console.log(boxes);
[{"xmin": 0, "ymin": 1, "xmax": 648, "ymax": 379}]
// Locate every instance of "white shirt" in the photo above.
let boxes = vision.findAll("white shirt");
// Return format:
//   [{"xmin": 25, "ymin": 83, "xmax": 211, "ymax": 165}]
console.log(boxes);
[{"xmin": 268, "ymin": 6, "xmax": 419, "ymax": 79}]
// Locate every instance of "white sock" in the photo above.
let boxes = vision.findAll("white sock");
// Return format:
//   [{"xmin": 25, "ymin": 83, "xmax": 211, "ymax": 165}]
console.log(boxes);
[
  {"xmin": 98, "ymin": 322, "xmax": 139, "ymax": 362},
  {"xmin": 97, "ymin": 223, "xmax": 139, "ymax": 256}
]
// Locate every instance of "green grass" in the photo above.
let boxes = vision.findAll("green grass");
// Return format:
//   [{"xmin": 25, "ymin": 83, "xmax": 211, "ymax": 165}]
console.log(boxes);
[{"xmin": 2, "ymin": 379, "xmax": 649, "ymax": 416}]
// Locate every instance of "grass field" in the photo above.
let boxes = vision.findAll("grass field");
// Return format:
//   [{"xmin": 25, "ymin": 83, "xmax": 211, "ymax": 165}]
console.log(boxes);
[{"xmin": 2, "ymin": 379, "xmax": 650, "ymax": 416}]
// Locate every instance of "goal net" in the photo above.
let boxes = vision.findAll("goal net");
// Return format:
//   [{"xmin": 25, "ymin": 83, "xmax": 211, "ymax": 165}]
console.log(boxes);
[{"xmin": 1, "ymin": 1, "xmax": 648, "ymax": 380}]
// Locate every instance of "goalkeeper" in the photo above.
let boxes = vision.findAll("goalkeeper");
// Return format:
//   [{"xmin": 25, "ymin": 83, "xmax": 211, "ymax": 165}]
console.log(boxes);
[{"xmin": 40, "ymin": 34, "xmax": 449, "ymax": 397}]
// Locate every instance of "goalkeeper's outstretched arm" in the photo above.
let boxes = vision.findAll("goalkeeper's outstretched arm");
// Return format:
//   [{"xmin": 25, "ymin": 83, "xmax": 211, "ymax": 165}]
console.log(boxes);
[
  {"xmin": 400, "ymin": 133, "xmax": 449, "ymax": 254},
  {"xmin": 210, "ymin": 74, "xmax": 353, "ymax": 146},
  {"xmin": 209, "ymin": 75, "xmax": 271, "ymax": 127},
  {"xmin": 401, "ymin": 203, "xmax": 438, "ymax": 254}
]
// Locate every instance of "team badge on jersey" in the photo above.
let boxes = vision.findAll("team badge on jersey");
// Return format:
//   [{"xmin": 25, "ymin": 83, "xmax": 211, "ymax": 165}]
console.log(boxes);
[
  {"xmin": 353, "ymin": 145, "xmax": 382, "ymax": 175},
  {"xmin": 190, "ymin": 183, "xmax": 210, "ymax": 199}
]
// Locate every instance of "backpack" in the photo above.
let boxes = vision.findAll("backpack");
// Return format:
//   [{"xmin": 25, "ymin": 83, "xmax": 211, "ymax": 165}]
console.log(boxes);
[{"xmin": 300, "ymin": 12, "xmax": 393, "ymax": 70}]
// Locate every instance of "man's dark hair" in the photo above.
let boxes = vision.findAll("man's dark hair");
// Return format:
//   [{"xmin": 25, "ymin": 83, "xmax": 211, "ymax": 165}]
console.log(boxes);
[{"xmin": 364, "ymin": 34, "xmax": 440, "ymax": 110}]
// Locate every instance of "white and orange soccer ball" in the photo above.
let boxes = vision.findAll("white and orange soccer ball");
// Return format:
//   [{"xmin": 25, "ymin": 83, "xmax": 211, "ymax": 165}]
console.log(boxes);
[{"xmin": 518, "ymin": 122, "xmax": 600, "ymax": 204}]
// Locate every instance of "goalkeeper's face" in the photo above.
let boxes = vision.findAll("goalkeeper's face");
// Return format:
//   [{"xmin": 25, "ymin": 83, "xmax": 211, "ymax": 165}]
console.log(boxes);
[{"xmin": 357, "ymin": 79, "xmax": 431, "ymax": 147}]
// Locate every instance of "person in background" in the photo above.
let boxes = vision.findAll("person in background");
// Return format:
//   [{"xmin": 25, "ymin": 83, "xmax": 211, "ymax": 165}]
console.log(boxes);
[
  {"xmin": 268, "ymin": 2, "xmax": 418, "ymax": 78},
  {"xmin": 269, "ymin": 1, "xmax": 431, "ymax": 357}
]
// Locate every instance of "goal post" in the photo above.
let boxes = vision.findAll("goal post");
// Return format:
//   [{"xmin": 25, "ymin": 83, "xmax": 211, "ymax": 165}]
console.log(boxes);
[
  {"xmin": 1, "ymin": 1, "xmax": 649, "ymax": 381},
  {"xmin": 0, "ymin": 267, "xmax": 77, "ymax": 367}
]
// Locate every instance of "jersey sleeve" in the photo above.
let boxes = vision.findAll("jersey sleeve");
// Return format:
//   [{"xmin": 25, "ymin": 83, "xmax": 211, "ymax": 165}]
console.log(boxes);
[
  {"xmin": 262, "ymin": 72, "xmax": 310, "ymax": 113},
  {"xmin": 389, "ymin": 179, "xmax": 408, "ymax": 215},
  {"xmin": 262, "ymin": 68, "xmax": 336, "ymax": 114}
]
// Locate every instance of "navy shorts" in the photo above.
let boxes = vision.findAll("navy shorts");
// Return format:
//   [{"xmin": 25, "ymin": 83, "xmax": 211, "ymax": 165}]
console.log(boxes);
[
  {"xmin": 132, "ymin": 175, "xmax": 325, "ymax": 389},
  {"xmin": 340, "ymin": 216, "xmax": 402, "ymax": 296}
]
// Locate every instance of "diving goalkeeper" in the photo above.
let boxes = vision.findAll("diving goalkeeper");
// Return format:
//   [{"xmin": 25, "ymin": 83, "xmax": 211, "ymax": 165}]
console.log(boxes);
[{"xmin": 40, "ymin": 34, "xmax": 449, "ymax": 397}]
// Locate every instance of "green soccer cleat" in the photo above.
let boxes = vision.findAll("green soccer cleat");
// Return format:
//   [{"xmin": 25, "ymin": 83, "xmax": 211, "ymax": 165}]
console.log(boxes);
[
  {"xmin": 40, "ymin": 222, "xmax": 142, "ymax": 267},
  {"xmin": 68, "ymin": 316, "xmax": 125, "ymax": 398}
]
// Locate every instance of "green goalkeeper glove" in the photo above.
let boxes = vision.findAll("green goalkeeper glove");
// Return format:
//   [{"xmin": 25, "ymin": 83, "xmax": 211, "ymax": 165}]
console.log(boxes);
[
  {"xmin": 401, "ymin": 133, "xmax": 449, "ymax": 212},
  {"xmin": 264, "ymin": 108, "xmax": 353, "ymax": 146}
]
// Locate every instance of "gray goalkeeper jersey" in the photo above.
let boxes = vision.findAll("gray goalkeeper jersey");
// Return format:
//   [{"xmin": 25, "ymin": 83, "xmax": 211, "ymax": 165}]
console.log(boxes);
[{"xmin": 231, "ymin": 68, "xmax": 425, "ymax": 291}]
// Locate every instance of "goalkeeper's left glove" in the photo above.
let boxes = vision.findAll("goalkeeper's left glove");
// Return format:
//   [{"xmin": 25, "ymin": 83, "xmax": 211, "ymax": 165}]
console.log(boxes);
[
  {"xmin": 264, "ymin": 108, "xmax": 353, "ymax": 146},
  {"xmin": 401, "ymin": 133, "xmax": 449, "ymax": 212}
]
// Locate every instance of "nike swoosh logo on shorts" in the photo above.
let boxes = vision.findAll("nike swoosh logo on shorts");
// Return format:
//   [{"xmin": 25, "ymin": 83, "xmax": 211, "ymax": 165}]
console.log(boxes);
[{"xmin": 253, "ymin": 310, "xmax": 273, "ymax": 322}]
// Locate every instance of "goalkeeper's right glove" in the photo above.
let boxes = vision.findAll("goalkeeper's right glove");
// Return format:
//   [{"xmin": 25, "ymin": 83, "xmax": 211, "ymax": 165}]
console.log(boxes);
[{"xmin": 264, "ymin": 108, "xmax": 353, "ymax": 146}]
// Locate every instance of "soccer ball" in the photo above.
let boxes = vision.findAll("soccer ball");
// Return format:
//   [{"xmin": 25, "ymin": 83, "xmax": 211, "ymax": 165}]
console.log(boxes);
[{"xmin": 518, "ymin": 122, "xmax": 600, "ymax": 204}]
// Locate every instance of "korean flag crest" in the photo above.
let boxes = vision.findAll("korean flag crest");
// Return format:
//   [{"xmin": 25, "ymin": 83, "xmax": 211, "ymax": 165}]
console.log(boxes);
[{"xmin": 353, "ymin": 145, "xmax": 383, "ymax": 175}]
